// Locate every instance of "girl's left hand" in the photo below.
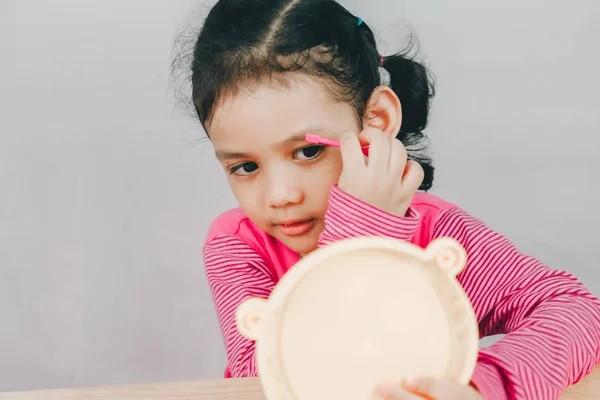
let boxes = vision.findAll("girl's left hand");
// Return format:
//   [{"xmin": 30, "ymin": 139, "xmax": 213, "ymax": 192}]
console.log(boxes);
[{"xmin": 375, "ymin": 376, "xmax": 483, "ymax": 400}]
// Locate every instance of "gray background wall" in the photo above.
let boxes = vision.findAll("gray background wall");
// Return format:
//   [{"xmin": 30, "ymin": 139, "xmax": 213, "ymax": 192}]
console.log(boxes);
[{"xmin": 0, "ymin": 0, "xmax": 598, "ymax": 393}]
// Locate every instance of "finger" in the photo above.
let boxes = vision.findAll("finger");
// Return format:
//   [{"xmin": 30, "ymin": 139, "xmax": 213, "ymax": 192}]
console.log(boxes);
[
  {"xmin": 402, "ymin": 376, "xmax": 453, "ymax": 400},
  {"xmin": 361, "ymin": 127, "xmax": 391, "ymax": 173},
  {"xmin": 388, "ymin": 138, "xmax": 408, "ymax": 174},
  {"xmin": 339, "ymin": 131, "xmax": 367, "ymax": 173},
  {"xmin": 400, "ymin": 160, "xmax": 425, "ymax": 193},
  {"xmin": 375, "ymin": 382, "xmax": 429, "ymax": 400}
]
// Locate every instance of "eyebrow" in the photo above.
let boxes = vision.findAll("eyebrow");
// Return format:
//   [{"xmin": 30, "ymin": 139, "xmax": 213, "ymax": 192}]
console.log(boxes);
[
  {"xmin": 214, "ymin": 129, "xmax": 325, "ymax": 161},
  {"xmin": 214, "ymin": 150, "xmax": 249, "ymax": 161}
]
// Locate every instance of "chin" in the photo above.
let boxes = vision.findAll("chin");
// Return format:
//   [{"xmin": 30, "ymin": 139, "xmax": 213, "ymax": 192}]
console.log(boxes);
[{"xmin": 278, "ymin": 235, "xmax": 319, "ymax": 256}]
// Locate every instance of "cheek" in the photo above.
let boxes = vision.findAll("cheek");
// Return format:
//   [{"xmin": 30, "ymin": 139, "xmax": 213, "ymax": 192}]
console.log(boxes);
[
  {"xmin": 228, "ymin": 178, "xmax": 260, "ymax": 208},
  {"xmin": 305, "ymin": 154, "xmax": 343, "ymax": 199},
  {"xmin": 229, "ymin": 180, "xmax": 272, "ymax": 228},
  {"xmin": 289, "ymin": 154, "xmax": 345, "ymax": 199},
  {"xmin": 317, "ymin": 157, "xmax": 343, "ymax": 185}
]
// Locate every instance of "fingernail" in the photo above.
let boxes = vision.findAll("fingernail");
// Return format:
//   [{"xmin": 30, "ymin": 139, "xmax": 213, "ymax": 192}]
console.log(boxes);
[
  {"xmin": 403, "ymin": 375, "xmax": 420, "ymax": 390},
  {"xmin": 376, "ymin": 382, "xmax": 401, "ymax": 398},
  {"xmin": 376, "ymin": 382, "xmax": 393, "ymax": 395}
]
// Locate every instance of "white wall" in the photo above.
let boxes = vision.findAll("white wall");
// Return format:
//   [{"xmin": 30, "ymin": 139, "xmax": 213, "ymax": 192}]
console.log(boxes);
[{"xmin": 0, "ymin": 0, "xmax": 598, "ymax": 392}]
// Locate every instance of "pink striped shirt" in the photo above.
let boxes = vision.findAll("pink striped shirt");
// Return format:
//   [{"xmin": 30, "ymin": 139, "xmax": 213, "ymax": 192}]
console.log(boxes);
[{"xmin": 203, "ymin": 185, "xmax": 600, "ymax": 399}]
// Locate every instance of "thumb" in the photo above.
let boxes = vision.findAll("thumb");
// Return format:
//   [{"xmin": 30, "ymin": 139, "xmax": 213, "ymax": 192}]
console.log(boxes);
[
  {"xmin": 402, "ymin": 376, "xmax": 479, "ymax": 400},
  {"xmin": 340, "ymin": 130, "xmax": 360, "ymax": 146}
]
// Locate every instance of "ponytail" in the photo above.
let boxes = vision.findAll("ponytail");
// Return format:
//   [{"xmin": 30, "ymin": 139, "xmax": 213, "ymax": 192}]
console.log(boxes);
[{"xmin": 381, "ymin": 54, "xmax": 435, "ymax": 190}]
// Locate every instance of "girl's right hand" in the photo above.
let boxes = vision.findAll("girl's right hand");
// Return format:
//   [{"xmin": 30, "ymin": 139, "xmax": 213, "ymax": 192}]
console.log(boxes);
[{"xmin": 337, "ymin": 128, "xmax": 424, "ymax": 218}]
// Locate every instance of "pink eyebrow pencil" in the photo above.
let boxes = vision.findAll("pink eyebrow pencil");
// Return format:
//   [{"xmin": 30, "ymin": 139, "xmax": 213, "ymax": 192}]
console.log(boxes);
[{"xmin": 305, "ymin": 134, "xmax": 370, "ymax": 157}]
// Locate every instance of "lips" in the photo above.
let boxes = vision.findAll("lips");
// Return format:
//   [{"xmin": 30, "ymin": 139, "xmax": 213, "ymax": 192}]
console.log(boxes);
[{"xmin": 277, "ymin": 219, "xmax": 315, "ymax": 237}]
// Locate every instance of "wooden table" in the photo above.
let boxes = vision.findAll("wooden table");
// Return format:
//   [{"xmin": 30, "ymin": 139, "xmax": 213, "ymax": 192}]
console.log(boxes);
[{"xmin": 1, "ymin": 367, "xmax": 599, "ymax": 400}]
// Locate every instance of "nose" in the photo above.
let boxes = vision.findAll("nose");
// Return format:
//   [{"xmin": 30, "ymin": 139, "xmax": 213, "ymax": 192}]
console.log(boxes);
[{"xmin": 266, "ymin": 169, "xmax": 304, "ymax": 208}]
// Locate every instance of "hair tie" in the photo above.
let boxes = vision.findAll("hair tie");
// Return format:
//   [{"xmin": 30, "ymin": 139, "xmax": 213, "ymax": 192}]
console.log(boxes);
[
  {"xmin": 357, "ymin": 17, "xmax": 363, "ymax": 26},
  {"xmin": 379, "ymin": 55, "xmax": 385, "ymax": 67}
]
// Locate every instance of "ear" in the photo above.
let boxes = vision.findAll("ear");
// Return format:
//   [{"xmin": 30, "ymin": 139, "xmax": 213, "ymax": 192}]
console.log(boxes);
[
  {"xmin": 363, "ymin": 86, "xmax": 402, "ymax": 138},
  {"xmin": 235, "ymin": 297, "xmax": 268, "ymax": 341},
  {"xmin": 425, "ymin": 238, "xmax": 468, "ymax": 277}
]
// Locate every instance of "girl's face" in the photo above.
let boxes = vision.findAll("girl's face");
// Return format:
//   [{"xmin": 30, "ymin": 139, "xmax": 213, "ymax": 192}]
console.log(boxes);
[{"xmin": 209, "ymin": 75, "xmax": 360, "ymax": 255}]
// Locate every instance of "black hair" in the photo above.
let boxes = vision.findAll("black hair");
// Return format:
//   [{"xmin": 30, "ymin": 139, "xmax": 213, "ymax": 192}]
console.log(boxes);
[{"xmin": 179, "ymin": 0, "xmax": 435, "ymax": 190}]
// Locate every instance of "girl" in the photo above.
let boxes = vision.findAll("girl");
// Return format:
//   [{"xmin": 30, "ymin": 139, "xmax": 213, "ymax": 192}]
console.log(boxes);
[{"xmin": 179, "ymin": 0, "xmax": 600, "ymax": 398}]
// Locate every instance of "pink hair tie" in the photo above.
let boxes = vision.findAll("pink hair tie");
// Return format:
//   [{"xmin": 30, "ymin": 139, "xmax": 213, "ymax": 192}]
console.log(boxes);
[{"xmin": 379, "ymin": 55, "xmax": 385, "ymax": 67}]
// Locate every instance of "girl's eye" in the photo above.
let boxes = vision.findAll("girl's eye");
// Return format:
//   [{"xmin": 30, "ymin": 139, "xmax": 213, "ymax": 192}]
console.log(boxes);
[
  {"xmin": 295, "ymin": 145, "xmax": 324, "ymax": 161},
  {"xmin": 230, "ymin": 162, "xmax": 258, "ymax": 176}
]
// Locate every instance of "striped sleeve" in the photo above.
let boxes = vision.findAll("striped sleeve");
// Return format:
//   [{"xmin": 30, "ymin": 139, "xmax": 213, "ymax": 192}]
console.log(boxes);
[
  {"xmin": 318, "ymin": 185, "xmax": 421, "ymax": 246},
  {"xmin": 203, "ymin": 234, "xmax": 276, "ymax": 378},
  {"xmin": 433, "ymin": 208, "xmax": 600, "ymax": 399}
]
